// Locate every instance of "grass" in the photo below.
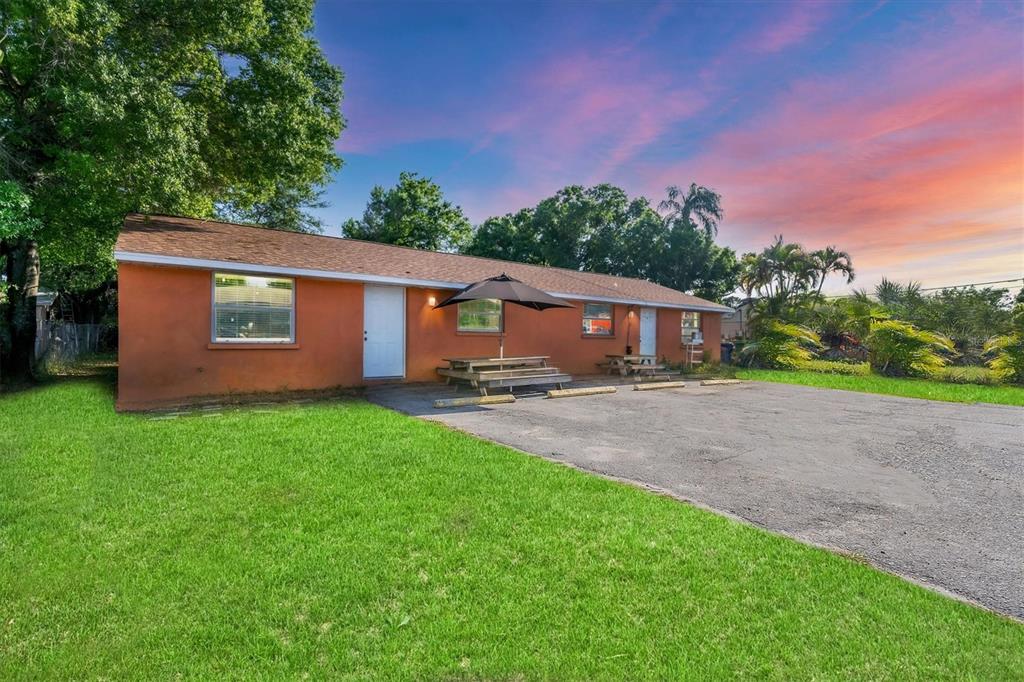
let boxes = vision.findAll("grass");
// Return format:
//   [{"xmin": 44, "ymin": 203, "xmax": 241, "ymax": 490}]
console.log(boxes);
[
  {"xmin": 736, "ymin": 367, "xmax": 1024, "ymax": 406},
  {"xmin": 2, "ymin": 380, "xmax": 1022, "ymax": 679}
]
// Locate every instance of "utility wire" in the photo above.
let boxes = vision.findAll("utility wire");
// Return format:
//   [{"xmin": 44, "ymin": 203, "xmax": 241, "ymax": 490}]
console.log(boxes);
[
  {"xmin": 820, "ymin": 277, "xmax": 1023, "ymax": 299},
  {"xmin": 916, "ymin": 277, "xmax": 1023, "ymax": 292}
]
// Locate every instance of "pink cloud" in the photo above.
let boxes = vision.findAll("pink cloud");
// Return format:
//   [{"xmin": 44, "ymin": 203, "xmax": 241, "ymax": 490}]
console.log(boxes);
[
  {"xmin": 472, "ymin": 50, "xmax": 707, "ymax": 196},
  {"xmin": 650, "ymin": 15, "xmax": 1024, "ymax": 290},
  {"xmin": 750, "ymin": 1, "xmax": 832, "ymax": 53}
]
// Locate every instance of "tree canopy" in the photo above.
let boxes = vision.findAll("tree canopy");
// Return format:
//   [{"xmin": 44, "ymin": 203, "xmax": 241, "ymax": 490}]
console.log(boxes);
[
  {"xmin": 0, "ymin": 0, "xmax": 344, "ymax": 379},
  {"xmin": 463, "ymin": 183, "xmax": 739, "ymax": 301},
  {"xmin": 341, "ymin": 172, "xmax": 472, "ymax": 252}
]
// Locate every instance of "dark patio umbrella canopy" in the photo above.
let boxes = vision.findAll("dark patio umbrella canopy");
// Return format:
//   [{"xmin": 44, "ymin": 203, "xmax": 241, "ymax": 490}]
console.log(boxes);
[
  {"xmin": 434, "ymin": 274, "xmax": 574, "ymax": 358},
  {"xmin": 433, "ymin": 274, "xmax": 575, "ymax": 311}
]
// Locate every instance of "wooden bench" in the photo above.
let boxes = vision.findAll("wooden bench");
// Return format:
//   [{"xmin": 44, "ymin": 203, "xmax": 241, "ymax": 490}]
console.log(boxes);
[
  {"xmin": 437, "ymin": 366, "xmax": 562, "ymax": 382},
  {"xmin": 631, "ymin": 364, "xmax": 668, "ymax": 375},
  {"xmin": 475, "ymin": 373, "xmax": 571, "ymax": 395},
  {"xmin": 599, "ymin": 355, "xmax": 665, "ymax": 377}
]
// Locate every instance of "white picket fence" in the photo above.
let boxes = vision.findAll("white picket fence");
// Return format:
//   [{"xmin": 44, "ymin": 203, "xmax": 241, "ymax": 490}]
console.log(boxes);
[{"xmin": 35, "ymin": 321, "xmax": 105, "ymax": 361}]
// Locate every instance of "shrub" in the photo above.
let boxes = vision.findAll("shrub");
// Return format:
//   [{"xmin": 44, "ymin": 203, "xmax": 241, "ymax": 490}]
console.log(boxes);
[
  {"xmin": 798, "ymin": 359, "xmax": 870, "ymax": 376},
  {"xmin": 983, "ymin": 304, "xmax": 1024, "ymax": 384},
  {"xmin": 740, "ymin": 320, "xmax": 821, "ymax": 369},
  {"xmin": 933, "ymin": 365, "xmax": 1003, "ymax": 386},
  {"xmin": 866, "ymin": 320, "xmax": 954, "ymax": 377},
  {"xmin": 984, "ymin": 333, "xmax": 1024, "ymax": 384}
]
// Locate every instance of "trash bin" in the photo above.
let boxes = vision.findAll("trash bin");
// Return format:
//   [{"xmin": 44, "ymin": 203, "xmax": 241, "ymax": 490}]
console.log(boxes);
[{"xmin": 720, "ymin": 341, "xmax": 734, "ymax": 364}]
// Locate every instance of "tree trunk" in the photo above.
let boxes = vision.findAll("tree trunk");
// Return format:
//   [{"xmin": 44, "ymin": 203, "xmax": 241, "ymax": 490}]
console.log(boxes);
[{"xmin": 1, "ymin": 238, "xmax": 41, "ymax": 384}]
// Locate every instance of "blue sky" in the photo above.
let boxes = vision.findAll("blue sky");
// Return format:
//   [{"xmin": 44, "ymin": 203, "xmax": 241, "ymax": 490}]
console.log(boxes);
[{"xmin": 311, "ymin": 0, "xmax": 1023, "ymax": 293}]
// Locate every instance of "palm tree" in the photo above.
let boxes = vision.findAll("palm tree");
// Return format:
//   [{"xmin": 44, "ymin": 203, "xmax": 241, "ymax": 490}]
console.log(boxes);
[
  {"xmin": 739, "ymin": 252, "xmax": 771, "ymax": 298},
  {"xmin": 874, "ymin": 278, "xmax": 901, "ymax": 306},
  {"xmin": 658, "ymin": 183, "xmax": 723, "ymax": 236},
  {"xmin": 811, "ymin": 246, "xmax": 855, "ymax": 296},
  {"xmin": 761, "ymin": 235, "xmax": 816, "ymax": 300}
]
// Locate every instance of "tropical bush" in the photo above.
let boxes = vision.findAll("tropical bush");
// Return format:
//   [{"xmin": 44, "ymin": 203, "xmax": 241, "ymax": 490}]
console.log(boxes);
[
  {"xmin": 984, "ymin": 304, "xmax": 1024, "ymax": 384},
  {"xmin": 984, "ymin": 334, "xmax": 1024, "ymax": 384},
  {"xmin": 933, "ymin": 365, "xmax": 1003, "ymax": 386},
  {"xmin": 739, "ymin": 320, "xmax": 821, "ymax": 369},
  {"xmin": 857, "ymin": 280, "xmax": 1013, "ymax": 365},
  {"xmin": 866, "ymin": 320, "xmax": 954, "ymax": 377},
  {"xmin": 734, "ymin": 236, "xmax": 1015, "ymax": 379}
]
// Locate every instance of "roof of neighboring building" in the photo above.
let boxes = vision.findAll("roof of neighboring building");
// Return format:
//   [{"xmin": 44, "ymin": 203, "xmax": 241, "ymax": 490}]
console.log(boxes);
[{"xmin": 114, "ymin": 213, "xmax": 732, "ymax": 312}]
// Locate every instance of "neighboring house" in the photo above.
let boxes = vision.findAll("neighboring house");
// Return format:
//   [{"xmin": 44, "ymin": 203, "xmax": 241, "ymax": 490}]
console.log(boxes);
[
  {"xmin": 114, "ymin": 214, "xmax": 731, "ymax": 410},
  {"xmin": 721, "ymin": 298, "xmax": 755, "ymax": 339}
]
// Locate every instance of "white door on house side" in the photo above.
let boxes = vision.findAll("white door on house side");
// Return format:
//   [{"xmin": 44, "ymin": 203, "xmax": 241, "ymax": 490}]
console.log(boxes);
[
  {"xmin": 639, "ymin": 307, "xmax": 657, "ymax": 356},
  {"xmin": 363, "ymin": 285, "xmax": 405, "ymax": 378}
]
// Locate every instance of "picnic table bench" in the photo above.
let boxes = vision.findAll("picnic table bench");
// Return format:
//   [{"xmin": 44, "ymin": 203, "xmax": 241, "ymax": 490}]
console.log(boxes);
[
  {"xmin": 437, "ymin": 356, "xmax": 571, "ymax": 395},
  {"xmin": 598, "ymin": 354, "xmax": 683, "ymax": 381},
  {"xmin": 599, "ymin": 354, "xmax": 657, "ymax": 376}
]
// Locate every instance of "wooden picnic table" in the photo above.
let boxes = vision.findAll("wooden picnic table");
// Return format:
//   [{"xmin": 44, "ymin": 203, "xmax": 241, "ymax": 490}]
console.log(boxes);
[
  {"xmin": 442, "ymin": 356, "xmax": 548, "ymax": 372},
  {"xmin": 437, "ymin": 356, "xmax": 568, "ymax": 396},
  {"xmin": 601, "ymin": 354, "xmax": 658, "ymax": 377}
]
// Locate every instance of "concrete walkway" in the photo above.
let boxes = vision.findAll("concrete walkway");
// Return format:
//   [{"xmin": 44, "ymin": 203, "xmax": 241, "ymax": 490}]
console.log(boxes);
[{"xmin": 368, "ymin": 380, "xmax": 1024, "ymax": 619}]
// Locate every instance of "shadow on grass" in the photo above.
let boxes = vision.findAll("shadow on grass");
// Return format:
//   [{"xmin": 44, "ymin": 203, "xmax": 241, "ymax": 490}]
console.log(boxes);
[{"xmin": 1, "ymin": 353, "xmax": 118, "ymax": 401}]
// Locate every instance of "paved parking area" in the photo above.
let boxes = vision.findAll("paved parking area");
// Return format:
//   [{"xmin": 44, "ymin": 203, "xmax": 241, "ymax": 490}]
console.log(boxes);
[{"xmin": 368, "ymin": 380, "xmax": 1024, "ymax": 618}]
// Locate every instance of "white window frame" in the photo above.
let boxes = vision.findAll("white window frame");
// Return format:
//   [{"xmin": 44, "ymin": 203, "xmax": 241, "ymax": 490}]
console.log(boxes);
[
  {"xmin": 582, "ymin": 302, "xmax": 614, "ymax": 336},
  {"xmin": 211, "ymin": 272, "xmax": 296, "ymax": 344},
  {"xmin": 457, "ymin": 298, "xmax": 503, "ymax": 333},
  {"xmin": 681, "ymin": 311, "xmax": 702, "ymax": 344}
]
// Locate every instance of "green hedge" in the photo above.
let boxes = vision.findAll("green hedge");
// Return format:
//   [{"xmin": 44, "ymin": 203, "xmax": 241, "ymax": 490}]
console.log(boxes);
[
  {"xmin": 797, "ymin": 360, "xmax": 870, "ymax": 376},
  {"xmin": 795, "ymin": 359, "xmax": 1002, "ymax": 385}
]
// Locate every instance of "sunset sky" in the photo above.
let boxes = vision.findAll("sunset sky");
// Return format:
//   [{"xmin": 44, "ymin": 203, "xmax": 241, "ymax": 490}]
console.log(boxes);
[{"xmin": 313, "ymin": 0, "xmax": 1023, "ymax": 295}]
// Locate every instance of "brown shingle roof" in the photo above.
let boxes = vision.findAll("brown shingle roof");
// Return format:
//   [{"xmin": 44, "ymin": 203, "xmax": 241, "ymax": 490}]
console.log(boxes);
[{"xmin": 115, "ymin": 213, "xmax": 731, "ymax": 311}]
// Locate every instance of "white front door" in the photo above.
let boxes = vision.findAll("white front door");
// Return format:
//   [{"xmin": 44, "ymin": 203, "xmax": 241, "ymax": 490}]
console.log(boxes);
[
  {"xmin": 639, "ymin": 307, "xmax": 657, "ymax": 356},
  {"xmin": 363, "ymin": 285, "xmax": 405, "ymax": 378}
]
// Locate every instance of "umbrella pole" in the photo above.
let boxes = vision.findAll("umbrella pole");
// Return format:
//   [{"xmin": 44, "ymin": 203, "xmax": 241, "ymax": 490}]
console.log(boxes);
[{"xmin": 499, "ymin": 302, "xmax": 505, "ymax": 359}]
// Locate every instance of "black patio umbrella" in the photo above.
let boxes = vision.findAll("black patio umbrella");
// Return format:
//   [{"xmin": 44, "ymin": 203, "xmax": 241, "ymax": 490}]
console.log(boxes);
[{"xmin": 434, "ymin": 273, "xmax": 575, "ymax": 357}]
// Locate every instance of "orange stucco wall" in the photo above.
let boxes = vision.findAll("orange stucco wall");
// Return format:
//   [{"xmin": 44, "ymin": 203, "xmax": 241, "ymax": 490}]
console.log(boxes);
[
  {"xmin": 656, "ymin": 308, "xmax": 722, "ymax": 365},
  {"xmin": 117, "ymin": 263, "xmax": 723, "ymax": 409},
  {"xmin": 117, "ymin": 263, "xmax": 364, "ymax": 409},
  {"xmin": 405, "ymin": 288, "xmax": 651, "ymax": 381}
]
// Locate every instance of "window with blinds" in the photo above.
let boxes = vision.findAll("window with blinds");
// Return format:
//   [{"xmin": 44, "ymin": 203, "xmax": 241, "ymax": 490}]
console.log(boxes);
[{"xmin": 212, "ymin": 273, "xmax": 295, "ymax": 342}]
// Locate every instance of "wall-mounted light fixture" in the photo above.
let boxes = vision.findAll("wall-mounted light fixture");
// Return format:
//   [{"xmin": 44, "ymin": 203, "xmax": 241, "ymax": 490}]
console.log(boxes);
[{"xmin": 428, "ymin": 295, "xmax": 437, "ymax": 306}]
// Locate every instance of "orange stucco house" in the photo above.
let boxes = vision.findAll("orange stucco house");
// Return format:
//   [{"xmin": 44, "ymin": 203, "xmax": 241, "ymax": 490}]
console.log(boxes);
[{"xmin": 114, "ymin": 214, "xmax": 731, "ymax": 410}]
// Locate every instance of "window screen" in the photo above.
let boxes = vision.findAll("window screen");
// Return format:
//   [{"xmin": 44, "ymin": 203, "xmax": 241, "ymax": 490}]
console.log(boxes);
[{"xmin": 213, "ymin": 273, "xmax": 294, "ymax": 342}]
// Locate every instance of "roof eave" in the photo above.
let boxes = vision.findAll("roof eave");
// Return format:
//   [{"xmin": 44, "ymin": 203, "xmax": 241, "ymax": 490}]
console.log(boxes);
[{"xmin": 114, "ymin": 250, "xmax": 732, "ymax": 312}]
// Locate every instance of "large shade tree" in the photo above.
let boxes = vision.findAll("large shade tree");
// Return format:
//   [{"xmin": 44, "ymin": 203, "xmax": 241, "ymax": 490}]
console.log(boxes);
[
  {"xmin": 341, "ymin": 172, "xmax": 472, "ymax": 252},
  {"xmin": 0, "ymin": 0, "xmax": 344, "ymax": 381}
]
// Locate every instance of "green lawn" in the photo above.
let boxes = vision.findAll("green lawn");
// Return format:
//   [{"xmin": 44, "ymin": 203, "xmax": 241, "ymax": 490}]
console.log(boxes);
[
  {"xmin": 736, "ymin": 368, "xmax": 1024, "ymax": 406},
  {"xmin": 2, "ymin": 380, "xmax": 1021, "ymax": 679}
]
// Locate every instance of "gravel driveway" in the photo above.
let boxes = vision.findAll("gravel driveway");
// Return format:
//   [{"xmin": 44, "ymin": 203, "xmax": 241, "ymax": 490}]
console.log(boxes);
[{"xmin": 368, "ymin": 380, "xmax": 1024, "ymax": 619}]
